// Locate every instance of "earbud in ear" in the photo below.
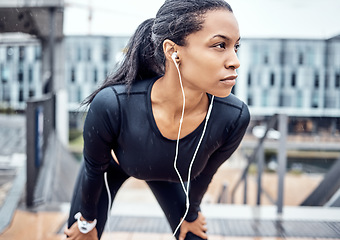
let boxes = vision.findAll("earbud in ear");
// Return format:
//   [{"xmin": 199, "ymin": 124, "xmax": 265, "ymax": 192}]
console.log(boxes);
[{"xmin": 171, "ymin": 52, "xmax": 178, "ymax": 61}]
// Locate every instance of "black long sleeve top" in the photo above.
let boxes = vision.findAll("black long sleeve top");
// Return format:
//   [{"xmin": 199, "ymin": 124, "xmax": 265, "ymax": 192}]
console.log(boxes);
[{"xmin": 80, "ymin": 76, "xmax": 250, "ymax": 222}]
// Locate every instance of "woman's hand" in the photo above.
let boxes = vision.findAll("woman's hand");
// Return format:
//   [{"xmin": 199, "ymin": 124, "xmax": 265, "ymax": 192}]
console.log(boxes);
[
  {"xmin": 64, "ymin": 221, "xmax": 98, "ymax": 240},
  {"xmin": 179, "ymin": 212, "xmax": 208, "ymax": 240}
]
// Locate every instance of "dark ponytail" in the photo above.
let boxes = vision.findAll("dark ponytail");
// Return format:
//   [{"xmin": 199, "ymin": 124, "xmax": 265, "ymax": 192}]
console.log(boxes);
[
  {"xmin": 83, "ymin": 18, "xmax": 162, "ymax": 104},
  {"xmin": 84, "ymin": 0, "xmax": 232, "ymax": 105}
]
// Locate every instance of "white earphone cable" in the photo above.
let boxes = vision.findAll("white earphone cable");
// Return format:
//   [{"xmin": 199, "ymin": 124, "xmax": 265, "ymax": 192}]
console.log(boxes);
[
  {"xmin": 173, "ymin": 55, "xmax": 188, "ymax": 196},
  {"xmin": 103, "ymin": 54, "xmax": 214, "ymax": 239},
  {"xmin": 171, "ymin": 54, "xmax": 214, "ymax": 238},
  {"xmin": 104, "ymin": 172, "xmax": 111, "ymax": 233}
]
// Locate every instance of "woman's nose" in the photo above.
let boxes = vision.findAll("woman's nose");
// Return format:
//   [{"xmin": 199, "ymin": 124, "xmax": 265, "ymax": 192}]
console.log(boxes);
[{"xmin": 225, "ymin": 50, "xmax": 240, "ymax": 70}]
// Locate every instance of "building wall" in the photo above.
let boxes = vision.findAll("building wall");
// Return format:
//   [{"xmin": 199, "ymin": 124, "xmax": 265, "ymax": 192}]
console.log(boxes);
[
  {"xmin": 0, "ymin": 34, "xmax": 42, "ymax": 110},
  {"xmin": 236, "ymin": 37, "xmax": 340, "ymax": 117},
  {"xmin": 1, "ymin": 34, "xmax": 340, "ymax": 121},
  {"xmin": 64, "ymin": 36, "xmax": 129, "ymax": 111}
]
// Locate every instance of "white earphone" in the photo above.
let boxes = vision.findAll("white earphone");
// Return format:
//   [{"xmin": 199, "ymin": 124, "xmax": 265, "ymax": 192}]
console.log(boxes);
[
  {"xmin": 170, "ymin": 49, "xmax": 215, "ymax": 239},
  {"xmin": 172, "ymin": 52, "xmax": 178, "ymax": 62},
  {"xmin": 102, "ymin": 49, "xmax": 214, "ymax": 240}
]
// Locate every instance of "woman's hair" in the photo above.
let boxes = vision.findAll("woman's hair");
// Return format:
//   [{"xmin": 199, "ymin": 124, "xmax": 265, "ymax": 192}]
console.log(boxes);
[{"xmin": 83, "ymin": 0, "xmax": 232, "ymax": 104}]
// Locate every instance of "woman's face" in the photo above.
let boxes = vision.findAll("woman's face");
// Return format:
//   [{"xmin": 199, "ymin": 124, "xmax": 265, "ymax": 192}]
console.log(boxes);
[{"xmin": 178, "ymin": 9, "xmax": 240, "ymax": 98}]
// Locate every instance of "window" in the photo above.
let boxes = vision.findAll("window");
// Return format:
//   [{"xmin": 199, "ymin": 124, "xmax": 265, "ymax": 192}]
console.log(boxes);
[
  {"xmin": 297, "ymin": 90, "xmax": 303, "ymax": 108},
  {"xmin": 77, "ymin": 89, "xmax": 82, "ymax": 103},
  {"xmin": 291, "ymin": 72, "xmax": 296, "ymax": 87},
  {"xmin": 306, "ymin": 47, "xmax": 314, "ymax": 66},
  {"xmin": 29, "ymin": 90, "xmax": 35, "ymax": 97},
  {"xmin": 312, "ymin": 94, "xmax": 318, "ymax": 108},
  {"xmin": 279, "ymin": 51, "xmax": 285, "ymax": 65},
  {"xmin": 335, "ymin": 73, "xmax": 340, "ymax": 88},
  {"xmin": 19, "ymin": 89, "xmax": 24, "ymax": 102},
  {"xmin": 325, "ymin": 95, "xmax": 335, "ymax": 108},
  {"xmin": 1, "ymin": 65, "xmax": 8, "ymax": 83},
  {"xmin": 28, "ymin": 67, "xmax": 33, "ymax": 83},
  {"xmin": 6, "ymin": 47, "xmax": 14, "ymax": 61},
  {"xmin": 270, "ymin": 72, "xmax": 275, "ymax": 86},
  {"xmin": 279, "ymin": 93, "xmax": 284, "ymax": 107},
  {"xmin": 104, "ymin": 68, "xmax": 108, "ymax": 78},
  {"xmin": 35, "ymin": 46, "xmax": 41, "ymax": 60},
  {"xmin": 94, "ymin": 68, "xmax": 98, "ymax": 83},
  {"xmin": 102, "ymin": 47, "xmax": 109, "ymax": 62},
  {"xmin": 247, "ymin": 72, "xmax": 252, "ymax": 86},
  {"xmin": 0, "ymin": 64, "xmax": 4, "ymax": 83},
  {"xmin": 2, "ymin": 84, "xmax": 10, "ymax": 101},
  {"xmin": 298, "ymin": 52, "xmax": 304, "ymax": 65},
  {"xmin": 18, "ymin": 70, "xmax": 24, "ymax": 83},
  {"xmin": 19, "ymin": 46, "xmax": 25, "ymax": 62},
  {"xmin": 77, "ymin": 47, "xmax": 81, "ymax": 61},
  {"xmin": 71, "ymin": 68, "xmax": 76, "ymax": 83},
  {"xmin": 247, "ymin": 96, "xmax": 253, "ymax": 106},
  {"xmin": 325, "ymin": 73, "xmax": 329, "ymax": 88},
  {"xmin": 314, "ymin": 73, "xmax": 319, "ymax": 88},
  {"xmin": 280, "ymin": 71, "xmax": 285, "ymax": 87},
  {"xmin": 252, "ymin": 46, "xmax": 258, "ymax": 64},
  {"xmin": 102, "ymin": 38, "xmax": 110, "ymax": 62},
  {"xmin": 87, "ymin": 47, "xmax": 92, "ymax": 61},
  {"xmin": 264, "ymin": 54, "xmax": 269, "ymax": 64}
]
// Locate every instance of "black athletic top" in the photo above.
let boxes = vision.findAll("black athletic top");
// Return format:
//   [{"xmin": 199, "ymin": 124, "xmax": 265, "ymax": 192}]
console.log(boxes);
[{"xmin": 80, "ymin": 76, "xmax": 250, "ymax": 221}]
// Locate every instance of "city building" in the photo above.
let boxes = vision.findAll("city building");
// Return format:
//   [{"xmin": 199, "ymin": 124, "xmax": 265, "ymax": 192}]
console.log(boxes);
[
  {"xmin": 0, "ymin": 33, "xmax": 42, "ymax": 111},
  {"xmin": 237, "ymin": 36, "xmax": 340, "ymax": 116},
  {"xmin": 236, "ymin": 35, "xmax": 340, "ymax": 136},
  {"xmin": 64, "ymin": 35, "xmax": 129, "ymax": 111},
  {"xmin": 0, "ymin": 33, "xmax": 339, "ymax": 134},
  {"xmin": 64, "ymin": 35, "xmax": 129, "ymax": 128},
  {"xmin": 0, "ymin": 0, "xmax": 68, "ymax": 145}
]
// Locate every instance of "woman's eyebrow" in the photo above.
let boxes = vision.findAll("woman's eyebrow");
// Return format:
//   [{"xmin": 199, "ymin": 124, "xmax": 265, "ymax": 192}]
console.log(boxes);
[{"xmin": 211, "ymin": 34, "xmax": 241, "ymax": 42}]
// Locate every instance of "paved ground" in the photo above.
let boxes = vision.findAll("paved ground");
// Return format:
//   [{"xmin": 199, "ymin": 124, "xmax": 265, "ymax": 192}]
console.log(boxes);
[
  {"xmin": 1, "ymin": 203, "xmax": 340, "ymax": 240},
  {"xmin": 0, "ymin": 113, "xmax": 339, "ymax": 239},
  {"xmin": 0, "ymin": 114, "xmax": 26, "ymax": 156}
]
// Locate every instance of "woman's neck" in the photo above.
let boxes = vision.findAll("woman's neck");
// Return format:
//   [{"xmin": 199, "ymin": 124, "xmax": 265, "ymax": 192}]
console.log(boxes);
[
  {"xmin": 152, "ymin": 72, "xmax": 208, "ymax": 120},
  {"xmin": 150, "ymin": 69, "xmax": 210, "ymax": 140}
]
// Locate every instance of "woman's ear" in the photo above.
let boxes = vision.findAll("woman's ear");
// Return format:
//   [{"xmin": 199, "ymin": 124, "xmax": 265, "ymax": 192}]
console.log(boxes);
[{"xmin": 163, "ymin": 39, "xmax": 179, "ymax": 62}]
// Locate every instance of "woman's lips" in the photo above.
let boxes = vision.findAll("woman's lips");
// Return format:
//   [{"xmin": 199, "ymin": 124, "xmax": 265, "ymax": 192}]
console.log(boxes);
[{"xmin": 220, "ymin": 75, "xmax": 238, "ymax": 85}]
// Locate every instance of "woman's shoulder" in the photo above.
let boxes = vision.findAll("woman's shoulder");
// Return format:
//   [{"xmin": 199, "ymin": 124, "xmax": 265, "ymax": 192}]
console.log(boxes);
[
  {"xmin": 213, "ymin": 94, "xmax": 250, "ymax": 123},
  {"xmin": 214, "ymin": 93, "xmax": 247, "ymax": 110},
  {"xmin": 108, "ymin": 77, "xmax": 158, "ymax": 96},
  {"xmin": 91, "ymin": 77, "xmax": 158, "ymax": 108},
  {"xmin": 211, "ymin": 94, "xmax": 250, "ymax": 140},
  {"xmin": 90, "ymin": 85, "xmax": 122, "ymax": 113}
]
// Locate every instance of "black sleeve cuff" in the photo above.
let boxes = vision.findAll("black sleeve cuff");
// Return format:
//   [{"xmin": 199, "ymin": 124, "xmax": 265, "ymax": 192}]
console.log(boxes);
[{"xmin": 184, "ymin": 205, "xmax": 201, "ymax": 222}]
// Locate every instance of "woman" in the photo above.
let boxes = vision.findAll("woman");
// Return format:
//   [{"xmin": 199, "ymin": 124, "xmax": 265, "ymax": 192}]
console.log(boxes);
[{"xmin": 65, "ymin": 0, "xmax": 250, "ymax": 239}]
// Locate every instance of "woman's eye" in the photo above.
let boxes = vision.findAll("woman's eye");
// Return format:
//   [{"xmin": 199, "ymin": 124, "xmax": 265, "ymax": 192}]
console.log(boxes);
[
  {"xmin": 234, "ymin": 44, "xmax": 241, "ymax": 52},
  {"xmin": 215, "ymin": 42, "xmax": 226, "ymax": 49}
]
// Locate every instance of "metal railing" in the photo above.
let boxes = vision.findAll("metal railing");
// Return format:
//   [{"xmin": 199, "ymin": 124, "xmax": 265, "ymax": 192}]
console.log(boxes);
[
  {"xmin": 229, "ymin": 114, "xmax": 288, "ymax": 214},
  {"xmin": 26, "ymin": 93, "xmax": 55, "ymax": 207}
]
